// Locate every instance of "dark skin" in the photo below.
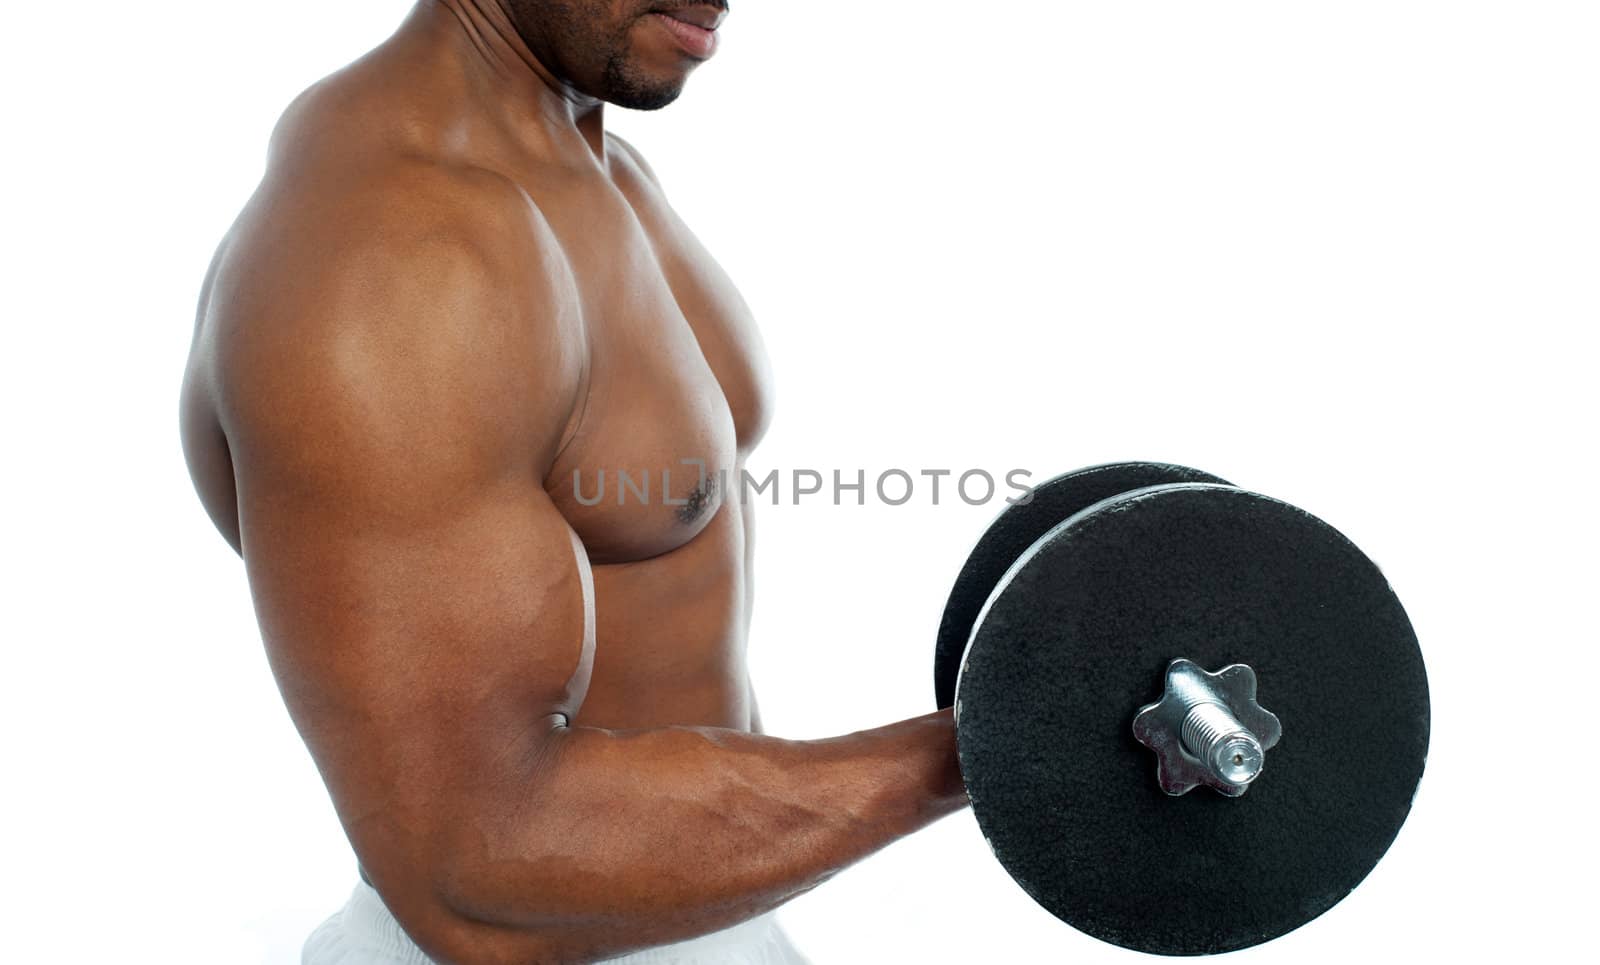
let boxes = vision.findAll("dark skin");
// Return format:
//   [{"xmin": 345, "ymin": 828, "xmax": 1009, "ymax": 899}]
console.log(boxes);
[{"xmin": 180, "ymin": 1, "xmax": 968, "ymax": 962}]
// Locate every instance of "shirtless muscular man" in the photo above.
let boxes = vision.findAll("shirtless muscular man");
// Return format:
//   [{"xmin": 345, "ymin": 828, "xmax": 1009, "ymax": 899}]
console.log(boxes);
[{"xmin": 180, "ymin": 2, "xmax": 969, "ymax": 963}]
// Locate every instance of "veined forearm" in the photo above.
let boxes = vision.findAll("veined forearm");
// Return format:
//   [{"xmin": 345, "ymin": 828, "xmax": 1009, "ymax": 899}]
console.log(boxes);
[{"xmin": 430, "ymin": 710, "xmax": 965, "ymax": 961}]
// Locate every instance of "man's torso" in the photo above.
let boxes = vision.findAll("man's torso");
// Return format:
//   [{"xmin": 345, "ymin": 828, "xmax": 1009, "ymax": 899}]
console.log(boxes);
[{"xmin": 181, "ymin": 28, "xmax": 773, "ymax": 734}]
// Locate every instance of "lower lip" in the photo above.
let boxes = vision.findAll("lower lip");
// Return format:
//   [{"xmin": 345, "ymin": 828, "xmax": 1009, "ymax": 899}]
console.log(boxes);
[{"xmin": 649, "ymin": 12, "xmax": 720, "ymax": 60}]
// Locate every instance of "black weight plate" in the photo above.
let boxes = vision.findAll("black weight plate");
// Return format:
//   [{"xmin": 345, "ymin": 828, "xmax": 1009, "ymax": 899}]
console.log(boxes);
[
  {"xmin": 955, "ymin": 484, "xmax": 1429, "ymax": 956},
  {"xmin": 935, "ymin": 463, "xmax": 1231, "ymax": 708}
]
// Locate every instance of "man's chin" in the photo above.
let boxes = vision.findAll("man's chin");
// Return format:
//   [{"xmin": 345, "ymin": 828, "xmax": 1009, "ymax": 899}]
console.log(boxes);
[
  {"xmin": 606, "ymin": 84, "xmax": 686, "ymax": 111},
  {"xmin": 601, "ymin": 18, "xmax": 712, "ymax": 110},
  {"xmin": 602, "ymin": 61, "xmax": 691, "ymax": 111}
]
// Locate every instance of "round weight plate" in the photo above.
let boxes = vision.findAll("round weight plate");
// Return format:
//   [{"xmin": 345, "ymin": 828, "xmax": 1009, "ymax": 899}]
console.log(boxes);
[
  {"xmin": 935, "ymin": 463, "xmax": 1230, "ymax": 708},
  {"xmin": 955, "ymin": 484, "xmax": 1429, "ymax": 956}
]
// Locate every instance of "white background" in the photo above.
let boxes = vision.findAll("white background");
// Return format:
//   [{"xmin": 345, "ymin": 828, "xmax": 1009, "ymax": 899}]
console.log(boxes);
[{"xmin": 3, "ymin": 1, "xmax": 1596, "ymax": 962}]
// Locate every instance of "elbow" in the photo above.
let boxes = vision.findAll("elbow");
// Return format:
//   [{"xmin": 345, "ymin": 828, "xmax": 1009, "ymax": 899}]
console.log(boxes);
[
  {"xmin": 407, "ymin": 815, "xmax": 586, "ymax": 960},
  {"xmin": 420, "ymin": 927, "xmax": 571, "ymax": 965},
  {"xmin": 379, "ymin": 728, "xmax": 587, "ymax": 962},
  {"xmin": 380, "ymin": 873, "xmax": 577, "ymax": 965}
]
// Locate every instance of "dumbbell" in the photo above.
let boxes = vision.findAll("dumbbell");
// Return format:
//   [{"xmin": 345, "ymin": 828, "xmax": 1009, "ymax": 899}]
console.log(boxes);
[{"xmin": 934, "ymin": 462, "xmax": 1430, "ymax": 956}]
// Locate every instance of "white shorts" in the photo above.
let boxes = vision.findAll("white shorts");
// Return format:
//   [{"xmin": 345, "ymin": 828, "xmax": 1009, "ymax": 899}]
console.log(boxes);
[{"xmin": 302, "ymin": 880, "xmax": 812, "ymax": 964}]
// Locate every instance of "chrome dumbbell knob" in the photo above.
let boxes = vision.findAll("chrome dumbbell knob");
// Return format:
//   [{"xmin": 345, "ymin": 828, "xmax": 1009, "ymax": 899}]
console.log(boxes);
[{"xmin": 1132, "ymin": 658, "xmax": 1283, "ymax": 797}]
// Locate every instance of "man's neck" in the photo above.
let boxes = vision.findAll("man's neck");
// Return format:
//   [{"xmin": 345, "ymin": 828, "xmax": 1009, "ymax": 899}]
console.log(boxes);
[{"xmin": 414, "ymin": 0, "xmax": 609, "ymax": 156}]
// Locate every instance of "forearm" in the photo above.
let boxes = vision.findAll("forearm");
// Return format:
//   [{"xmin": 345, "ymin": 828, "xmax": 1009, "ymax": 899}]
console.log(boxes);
[{"xmin": 428, "ymin": 709, "xmax": 966, "ymax": 961}]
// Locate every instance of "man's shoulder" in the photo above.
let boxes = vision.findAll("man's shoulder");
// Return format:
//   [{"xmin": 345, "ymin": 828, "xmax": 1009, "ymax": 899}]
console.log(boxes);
[
  {"xmin": 261, "ymin": 92, "xmax": 556, "ymax": 279},
  {"xmin": 213, "ymin": 86, "xmax": 574, "ymax": 338},
  {"xmin": 202, "ymin": 84, "xmax": 585, "ymax": 444}
]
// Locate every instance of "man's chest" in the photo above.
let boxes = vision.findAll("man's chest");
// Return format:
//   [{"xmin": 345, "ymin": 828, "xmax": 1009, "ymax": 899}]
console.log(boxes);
[{"xmin": 529, "ymin": 174, "xmax": 773, "ymax": 563}]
